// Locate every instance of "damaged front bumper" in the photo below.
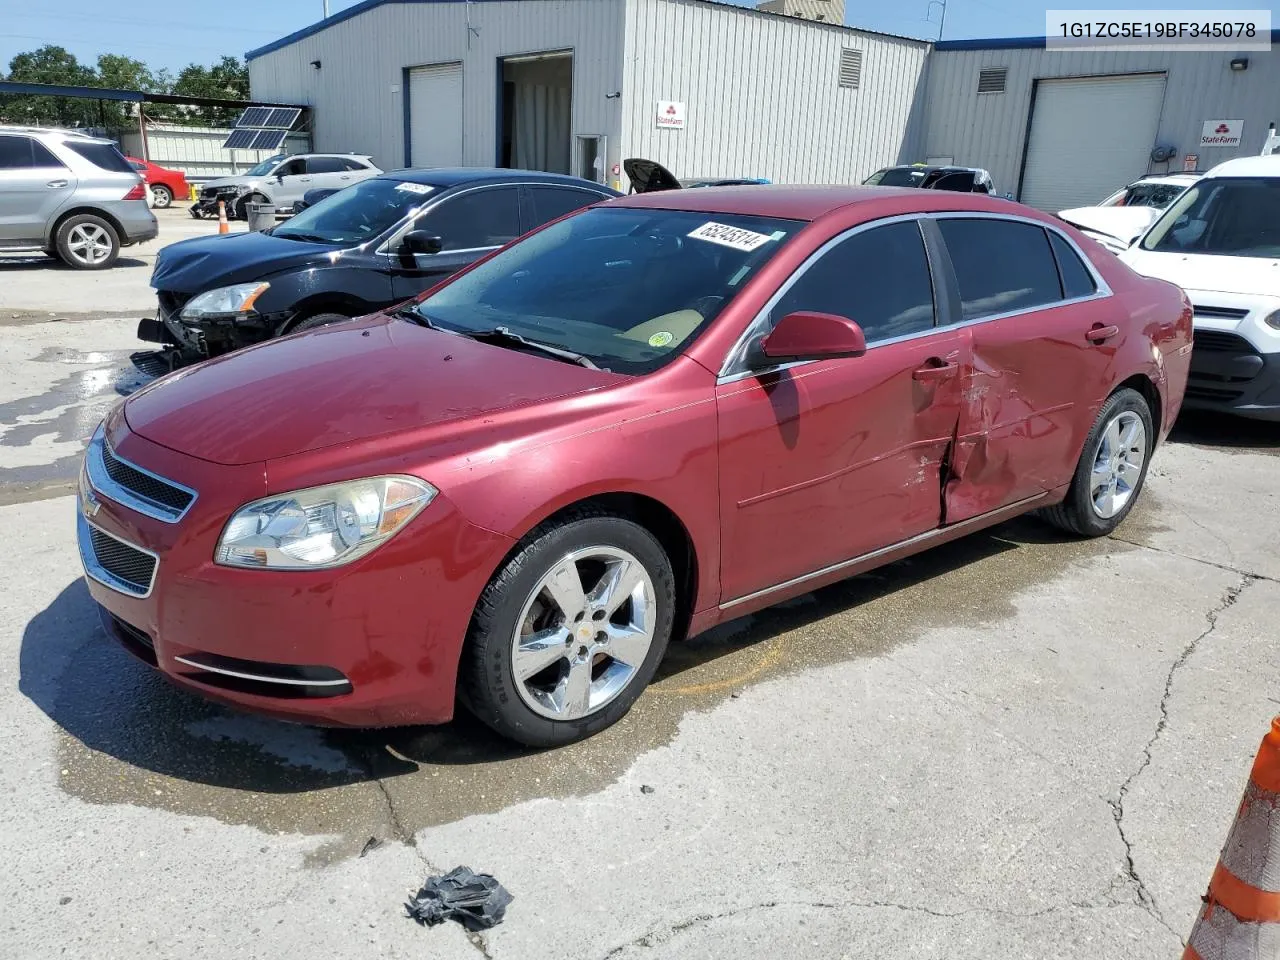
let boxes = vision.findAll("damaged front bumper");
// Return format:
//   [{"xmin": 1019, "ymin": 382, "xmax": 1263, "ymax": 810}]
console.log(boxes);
[{"xmin": 132, "ymin": 302, "xmax": 288, "ymax": 375}]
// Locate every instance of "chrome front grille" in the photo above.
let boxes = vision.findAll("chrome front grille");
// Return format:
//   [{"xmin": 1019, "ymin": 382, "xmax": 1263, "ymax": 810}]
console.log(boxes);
[
  {"xmin": 84, "ymin": 426, "xmax": 197, "ymax": 523},
  {"xmin": 77, "ymin": 514, "xmax": 158, "ymax": 598}
]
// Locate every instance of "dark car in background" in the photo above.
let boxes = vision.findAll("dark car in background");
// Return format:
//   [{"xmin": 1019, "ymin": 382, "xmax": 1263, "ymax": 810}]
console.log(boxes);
[
  {"xmin": 134, "ymin": 168, "xmax": 620, "ymax": 373},
  {"xmin": 863, "ymin": 164, "xmax": 996, "ymax": 194}
]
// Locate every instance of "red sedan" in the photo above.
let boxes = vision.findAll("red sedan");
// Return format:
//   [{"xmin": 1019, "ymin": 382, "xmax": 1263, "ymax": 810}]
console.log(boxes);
[
  {"xmin": 125, "ymin": 157, "xmax": 188, "ymax": 209},
  {"xmin": 77, "ymin": 187, "xmax": 1191, "ymax": 746}
]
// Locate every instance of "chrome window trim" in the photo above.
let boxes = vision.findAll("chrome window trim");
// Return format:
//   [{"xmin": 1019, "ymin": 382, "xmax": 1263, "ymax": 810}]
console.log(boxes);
[
  {"xmin": 716, "ymin": 210, "xmax": 1114, "ymax": 384},
  {"xmin": 85, "ymin": 426, "xmax": 198, "ymax": 524},
  {"xmin": 77, "ymin": 513, "xmax": 159, "ymax": 599},
  {"xmin": 172, "ymin": 655, "xmax": 352, "ymax": 688},
  {"xmin": 376, "ymin": 181, "xmax": 608, "ymax": 257}
]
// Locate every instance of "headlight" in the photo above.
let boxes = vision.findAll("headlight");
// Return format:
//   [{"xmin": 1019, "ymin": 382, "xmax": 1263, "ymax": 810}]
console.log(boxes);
[
  {"xmin": 215, "ymin": 476, "xmax": 437, "ymax": 569},
  {"xmin": 1265, "ymin": 309, "xmax": 1280, "ymax": 330},
  {"xmin": 181, "ymin": 282, "xmax": 270, "ymax": 320}
]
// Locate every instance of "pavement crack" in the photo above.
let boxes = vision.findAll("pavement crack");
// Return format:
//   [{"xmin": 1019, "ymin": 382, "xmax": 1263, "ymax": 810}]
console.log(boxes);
[
  {"xmin": 1107, "ymin": 535, "xmax": 1278, "ymax": 584},
  {"xmin": 1106, "ymin": 573, "xmax": 1255, "ymax": 947}
]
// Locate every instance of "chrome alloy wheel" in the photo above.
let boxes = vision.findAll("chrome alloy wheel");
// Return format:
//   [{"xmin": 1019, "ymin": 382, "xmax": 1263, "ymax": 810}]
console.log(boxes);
[
  {"xmin": 65, "ymin": 223, "xmax": 113, "ymax": 265},
  {"xmin": 511, "ymin": 546, "xmax": 657, "ymax": 722},
  {"xmin": 1090, "ymin": 410, "xmax": 1147, "ymax": 519}
]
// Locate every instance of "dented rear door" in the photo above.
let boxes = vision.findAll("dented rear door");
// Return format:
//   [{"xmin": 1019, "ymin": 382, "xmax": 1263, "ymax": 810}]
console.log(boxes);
[{"xmin": 935, "ymin": 215, "xmax": 1119, "ymax": 522}]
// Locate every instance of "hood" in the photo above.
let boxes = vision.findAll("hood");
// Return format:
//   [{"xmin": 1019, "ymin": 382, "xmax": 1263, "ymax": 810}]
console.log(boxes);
[
  {"xmin": 151, "ymin": 230, "xmax": 342, "ymax": 294},
  {"xmin": 1119, "ymin": 247, "xmax": 1280, "ymax": 298},
  {"xmin": 624, "ymin": 158, "xmax": 683, "ymax": 194},
  {"xmin": 122, "ymin": 315, "xmax": 626, "ymax": 466},
  {"xmin": 1057, "ymin": 206, "xmax": 1158, "ymax": 245},
  {"xmin": 203, "ymin": 175, "xmax": 257, "ymax": 190}
]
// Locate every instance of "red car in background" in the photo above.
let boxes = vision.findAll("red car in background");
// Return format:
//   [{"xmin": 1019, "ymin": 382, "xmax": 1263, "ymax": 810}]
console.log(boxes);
[
  {"xmin": 76, "ymin": 187, "xmax": 1192, "ymax": 747},
  {"xmin": 126, "ymin": 157, "xmax": 188, "ymax": 209}
]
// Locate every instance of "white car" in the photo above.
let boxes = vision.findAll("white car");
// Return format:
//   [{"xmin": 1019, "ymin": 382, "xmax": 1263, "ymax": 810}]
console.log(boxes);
[
  {"xmin": 191, "ymin": 153, "xmax": 381, "ymax": 220},
  {"xmin": 1119, "ymin": 155, "xmax": 1280, "ymax": 421},
  {"xmin": 1058, "ymin": 173, "xmax": 1201, "ymax": 254}
]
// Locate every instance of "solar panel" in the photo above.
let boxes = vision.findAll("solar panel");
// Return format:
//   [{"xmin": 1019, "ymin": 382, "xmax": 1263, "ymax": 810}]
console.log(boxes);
[
  {"xmin": 222, "ymin": 129, "xmax": 259, "ymax": 149},
  {"xmin": 235, "ymin": 106, "xmax": 273, "ymax": 129},
  {"xmin": 251, "ymin": 129, "xmax": 289, "ymax": 150},
  {"xmin": 265, "ymin": 107, "xmax": 301, "ymax": 130}
]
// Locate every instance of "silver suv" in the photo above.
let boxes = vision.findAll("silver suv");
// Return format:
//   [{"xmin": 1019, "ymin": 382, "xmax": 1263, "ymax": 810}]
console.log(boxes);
[
  {"xmin": 190, "ymin": 153, "xmax": 382, "ymax": 220},
  {"xmin": 0, "ymin": 125, "xmax": 158, "ymax": 269}
]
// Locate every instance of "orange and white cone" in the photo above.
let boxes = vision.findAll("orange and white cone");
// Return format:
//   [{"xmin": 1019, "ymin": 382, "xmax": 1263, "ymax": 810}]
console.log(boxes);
[
  {"xmin": 217, "ymin": 200, "xmax": 230, "ymax": 235},
  {"xmin": 1185, "ymin": 717, "xmax": 1280, "ymax": 959}
]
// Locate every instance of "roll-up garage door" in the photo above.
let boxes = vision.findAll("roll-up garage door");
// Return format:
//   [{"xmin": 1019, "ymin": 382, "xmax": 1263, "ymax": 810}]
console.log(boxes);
[
  {"xmin": 1019, "ymin": 74, "xmax": 1166, "ymax": 212},
  {"xmin": 408, "ymin": 62, "xmax": 463, "ymax": 168}
]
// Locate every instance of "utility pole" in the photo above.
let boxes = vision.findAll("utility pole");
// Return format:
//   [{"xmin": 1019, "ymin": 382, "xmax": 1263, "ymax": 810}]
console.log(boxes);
[
  {"xmin": 927, "ymin": 0, "xmax": 947, "ymax": 41},
  {"xmin": 323, "ymin": 0, "xmax": 330, "ymax": 17}
]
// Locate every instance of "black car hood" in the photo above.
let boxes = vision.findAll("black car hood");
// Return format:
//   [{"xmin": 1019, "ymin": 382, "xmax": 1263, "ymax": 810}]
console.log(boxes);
[
  {"xmin": 623, "ymin": 158, "xmax": 683, "ymax": 194},
  {"xmin": 150, "ymin": 231, "xmax": 343, "ymax": 294}
]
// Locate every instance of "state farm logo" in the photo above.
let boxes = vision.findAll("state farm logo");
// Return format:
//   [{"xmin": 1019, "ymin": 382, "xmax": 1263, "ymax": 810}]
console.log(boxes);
[
  {"xmin": 666, "ymin": 104, "xmax": 677, "ymax": 117},
  {"xmin": 656, "ymin": 101, "xmax": 685, "ymax": 129},
  {"xmin": 1216, "ymin": 123, "xmax": 1230, "ymax": 133}
]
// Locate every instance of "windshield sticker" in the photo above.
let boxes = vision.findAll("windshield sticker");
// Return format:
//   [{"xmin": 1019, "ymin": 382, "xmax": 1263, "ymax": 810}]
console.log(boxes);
[
  {"xmin": 687, "ymin": 221, "xmax": 774, "ymax": 252},
  {"xmin": 648, "ymin": 331, "xmax": 674, "ymax": 348},
  {"xmin": 396, "ymin": 182, "xmax": 433, "ymax": 195}
]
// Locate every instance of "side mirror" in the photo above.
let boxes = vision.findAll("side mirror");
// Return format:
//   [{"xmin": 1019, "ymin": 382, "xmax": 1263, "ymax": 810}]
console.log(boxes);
[
  {"xmin": 756, "ymin": 311, "xmax": 867, "ymax": 365},
  {"xmin": 398, "ymin": 230, "xmax": 443, "ymax": 266},
  {"xmin": 276, "ymin": 172, "xmax": 285, "ymax": 183}
]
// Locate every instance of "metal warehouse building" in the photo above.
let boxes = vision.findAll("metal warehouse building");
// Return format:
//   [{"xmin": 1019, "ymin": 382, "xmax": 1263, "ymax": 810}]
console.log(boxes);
[{"xmin": 246, "ymin": 0, "xmax": 1280, "ymax": 210}]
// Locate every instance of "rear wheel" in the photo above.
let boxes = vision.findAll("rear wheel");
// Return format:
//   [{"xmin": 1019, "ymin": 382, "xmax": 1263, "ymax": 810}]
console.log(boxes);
[
  {"xmin": 461, "ymin": 511, "xmax": 676, "ymax": 747},
  {"xmin": 150, "ymin": 184, "xmax": 173, "ymax": 209},
  {"xmin": 1041, "ymin": 387, "xmax": 1153, "ymax": 537},
  {"xmin": 55, "ymin": 214, "xmax": 120, "ymax": 270}
]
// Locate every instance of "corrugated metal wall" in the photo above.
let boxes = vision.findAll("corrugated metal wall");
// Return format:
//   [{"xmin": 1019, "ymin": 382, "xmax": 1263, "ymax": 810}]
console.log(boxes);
[
  {"xmin": 119, "ymin": 125, "xmax": 311, "ymax": 179},
  {"xmin": 248, "ymin": 0, "xmax": 626, "ymax": 175},
  {"xmin": 923, "ymin": 45, "xmax": 1280, "ymax": 199},
  {"xmin": 621, "ymin": 0, "xmax": 930, "ymax": 183}
]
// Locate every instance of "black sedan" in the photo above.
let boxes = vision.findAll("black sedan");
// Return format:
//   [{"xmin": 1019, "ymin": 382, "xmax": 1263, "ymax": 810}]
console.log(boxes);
[{"xmin": 134, "ymin": 169, "xmax": 620, "ymax": 373}]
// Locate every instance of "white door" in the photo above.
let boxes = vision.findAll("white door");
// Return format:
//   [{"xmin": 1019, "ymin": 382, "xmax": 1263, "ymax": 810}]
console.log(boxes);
[
  {"xmin": 1020, "ymin": 74, "xmax": 1166, "ymax": 212},
  {"xmin": 408, "ymin": 62, "xmax": 464, "ymax": 169}
]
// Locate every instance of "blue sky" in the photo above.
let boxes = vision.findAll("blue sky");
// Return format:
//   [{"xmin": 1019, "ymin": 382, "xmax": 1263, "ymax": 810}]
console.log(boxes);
[{"xmin": 2, "ymin": 0, "xmax": 1277, "ymax": 73}]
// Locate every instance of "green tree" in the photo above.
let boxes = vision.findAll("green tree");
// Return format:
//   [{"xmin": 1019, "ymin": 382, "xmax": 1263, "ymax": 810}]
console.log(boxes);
[
  {"xmin": 94, "ymin": 54, "xmax": 157, "ymax": 128},
  {"xmin": 170, "ymin": 56, "xmax": 250, "ymax": 125},
  {"xmin": 0, "ymin": 45, "xmax": 97, "ymax": 126}
]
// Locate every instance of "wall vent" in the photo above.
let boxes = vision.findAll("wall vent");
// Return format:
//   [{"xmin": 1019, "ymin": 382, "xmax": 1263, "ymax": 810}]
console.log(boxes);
[
  {"xmin": 838, "ymin": 49, "xmax": 863, "ymax": 89},
  {"xmin": 977, "ymin": 67, "xmax": 1007, "ymax": 94}
]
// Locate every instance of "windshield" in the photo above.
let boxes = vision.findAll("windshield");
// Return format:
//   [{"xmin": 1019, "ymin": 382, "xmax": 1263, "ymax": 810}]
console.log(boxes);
[
  {"xmin": 1141, "ymin": 177, "xmax": 1280, "ymax": 258},
  {"xmin": 863, "ymin": 167, "xmax": 927, "ymax": 187},
  {"xmin": 412, "ymin": 207, "xmax": 802, "ymax": 374},
  {"xmin": 245, "ymin": 156, "xmax": 285, "ymax": 177},
  {"xmin": 1116, "ymin": 181, "xmax": 1189, "ymax": 209},
  {"xmin": 273, "ymin": 178, "xmax": 435, "ymax": 245}
]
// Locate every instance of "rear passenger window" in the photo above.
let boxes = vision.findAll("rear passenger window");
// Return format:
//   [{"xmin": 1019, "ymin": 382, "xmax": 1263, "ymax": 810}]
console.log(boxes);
[
  {"xmin": 938, "ymin": 219, "xmax": 1063, "ymax": 320},
  {"xmin": 530, "ymin": 186, "xmax": 604, "ymax": 225},
  {"xmin": 306, "ymin": 156, "xmax": 345, "ymax": 173},
  {"xmin": 339, "ymin": 158, "xmax": 368, "ymax": 171},
  {"xmin": 0, "ymin": 135, "xmax": 63, "ymax": 169},
  {"xmin": 1049, "ymin": 232, "xmax": 1098, "ymax": 300},
  {"xmin": 772, "ymin": 220, "xmax": 935, "ymax": 343}
]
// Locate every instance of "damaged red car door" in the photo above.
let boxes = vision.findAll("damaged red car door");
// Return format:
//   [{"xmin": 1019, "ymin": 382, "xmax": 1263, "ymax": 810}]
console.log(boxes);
[
  {"xmin": 715, "ymin": 218, "xmax": 970, "ymax": 604},
  {"xmin": 937, "ymin": 216, "xmax": 1120, "ymax": 522}
]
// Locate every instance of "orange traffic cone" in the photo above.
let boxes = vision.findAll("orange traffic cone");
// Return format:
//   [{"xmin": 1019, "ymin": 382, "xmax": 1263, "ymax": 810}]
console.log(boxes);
[
  {"xmin": 1185, "ymin": 717, "xmax": 1280, "ymax": 958},
  {"xmin": 217, "ymin": 200, "xmax": 230, "ymax": 235}
]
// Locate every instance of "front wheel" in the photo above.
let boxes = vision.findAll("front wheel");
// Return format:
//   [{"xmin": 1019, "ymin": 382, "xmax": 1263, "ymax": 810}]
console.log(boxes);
[
  {"xmin": 1041, "ymin": 387, "xmax": 1154, "ymax": 537},
  {"xmin": 460, "ymin": 511, "xmax": 676, "ymax": 747}
]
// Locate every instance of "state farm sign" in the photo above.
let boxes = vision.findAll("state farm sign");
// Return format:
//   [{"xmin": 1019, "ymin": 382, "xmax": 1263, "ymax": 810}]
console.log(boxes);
[
  {"xmin": 656, "ymin": 101, "xmax": 686, "ymax": 130},
  {"xmin": 1201, "ymin": 119, "xmax": 1243, "ymax": 148}
]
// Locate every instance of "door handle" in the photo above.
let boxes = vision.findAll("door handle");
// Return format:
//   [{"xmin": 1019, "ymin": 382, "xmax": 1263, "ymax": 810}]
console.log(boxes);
[
  {"xmin": 298, "ymin": 177, "xmax": 312, "ymax": 182},
  {"xmin": 47, "ymin": 179, "xmax": 68, "ymax": 188},
  {"xmin": 912, "ymin": 360, "xmax": 958, "ymax": 382},
  {"xmin": 1085, "ymin": 324, "xmax": 1119, "ymax": 344}
]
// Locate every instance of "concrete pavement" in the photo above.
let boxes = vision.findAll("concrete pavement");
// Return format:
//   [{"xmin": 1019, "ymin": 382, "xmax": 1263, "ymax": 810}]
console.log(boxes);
[{"xmin": 2, "ymin": 303, "xmax": 1279, "ymax": 957}]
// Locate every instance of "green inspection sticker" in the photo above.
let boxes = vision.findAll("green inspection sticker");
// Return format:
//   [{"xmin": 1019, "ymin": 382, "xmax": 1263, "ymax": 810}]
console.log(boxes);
[{"xmin": 648, "ymin": 331, "xmax": 674, "ymax": 348}]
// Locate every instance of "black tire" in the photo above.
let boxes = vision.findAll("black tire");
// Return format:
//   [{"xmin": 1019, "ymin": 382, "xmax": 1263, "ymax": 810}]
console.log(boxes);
[
  {"xmin": 1041, "ymin": 387, "xmax": 1154, "ymax": 537},
  {"xmin": 150, "ymin": 184, "xmax": 173, "ymax": 209},
  {"xmin": 235, "ymin": 193, "xmax": 264, "ymax": 221},
  {"xmin": 291, "ymin": 312, "xmax": 350, "ymax": 333},
  {"xmin": 460, "ymin": 509, "xmax": 677, "ymax": 747},
  {"xmin": 54, "ymin": 214, "xmax": 120, "ymax": 270}
]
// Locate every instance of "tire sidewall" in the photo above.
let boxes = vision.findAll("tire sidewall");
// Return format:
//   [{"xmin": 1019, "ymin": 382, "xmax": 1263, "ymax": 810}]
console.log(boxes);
[
  {"xmin": 1067, "ymin": 388, "xmax": 1154, "ymax": 536},
  {"xmin": 151, "ymin": 185, "xmax": 172, "ymax": 208},
  {"xmin": 292, "ymin": 312, "xmax": 350, "ymax": 333},
  {"xmin": 55, "ymin": 214, "xmax": 120, "ymax": 270},
  {"xmin": 468, "ymin": 516, "xmax": 676, "ymax": 747}
]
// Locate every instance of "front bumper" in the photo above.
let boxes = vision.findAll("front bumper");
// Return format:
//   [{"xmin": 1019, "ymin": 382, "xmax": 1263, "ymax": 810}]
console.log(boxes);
[
  {"xmin": 77, "ymin": 414, "xmax": 514, "ymax": 727},
  {"xmin": 134, "ymin": 294, "xmax": 288, "ymax": 369},
  {"xmin": 1184, "ymin": 329, "xmax": 1280, "ymax": 421}
]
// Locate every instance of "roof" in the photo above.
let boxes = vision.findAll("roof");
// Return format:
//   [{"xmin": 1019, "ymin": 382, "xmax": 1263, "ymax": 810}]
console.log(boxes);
[
  {"xmin": 1203, "ymin": 155, "xmax": 1280, "ymax": 179},
  {"xmin": 246, "ymin": 0, "xmax": 927, "ymax": 61},
  {"xmin": 381, "ymin": 167, "xmax": 616, "ymax": 190},
  {"xmin": 936, "ymin": 29, "xmax": 1280, "ymax": 49},
  {"xmin": 608, "ymin": 184, "xmax": 1027, "ymax": 221}
]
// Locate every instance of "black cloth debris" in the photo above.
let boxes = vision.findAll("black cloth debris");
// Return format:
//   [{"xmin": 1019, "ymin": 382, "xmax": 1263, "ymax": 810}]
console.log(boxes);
[{"xmin": 405, "ymin": 866, "xmax": 513, "ymax": 931}]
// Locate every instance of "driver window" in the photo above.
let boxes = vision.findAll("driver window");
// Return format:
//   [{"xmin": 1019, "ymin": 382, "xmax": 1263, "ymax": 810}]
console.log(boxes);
[
  {"xmin": 769, "ymin": 220, "xmax": 936, "ymax": 343},
  {"xmin": 275, "ymin": 158, "xmax": 306, "ymax": 177},
  {"xmin": 416, "ymin": 187, "xmax": 521, "ymax": 252}
]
